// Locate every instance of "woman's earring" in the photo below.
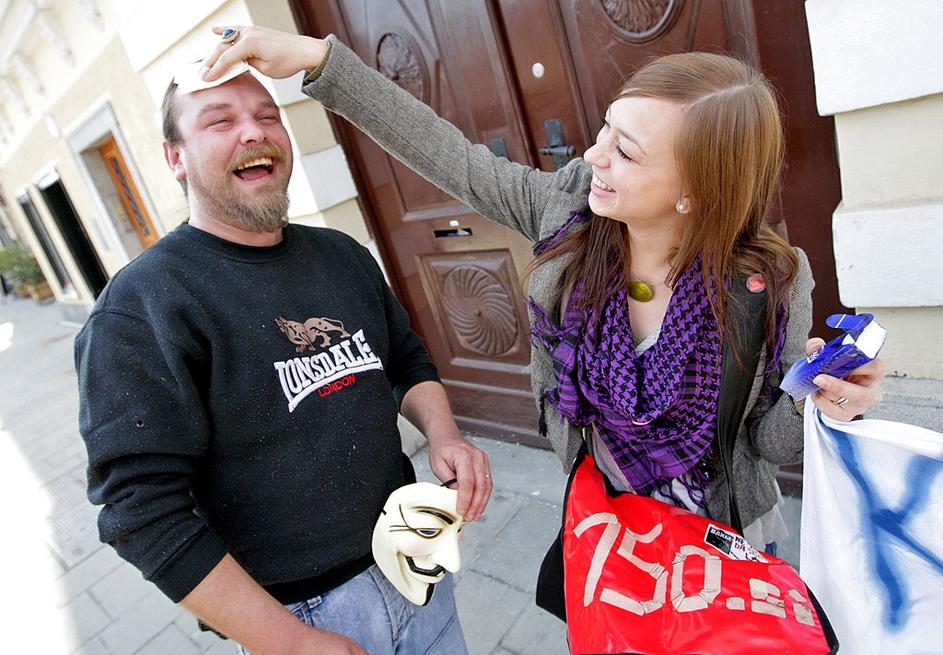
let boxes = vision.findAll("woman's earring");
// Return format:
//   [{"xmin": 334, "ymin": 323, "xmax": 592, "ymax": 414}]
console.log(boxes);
[{"xmin": 676, "ymin": 199, "xmax": 689, "ymax": 214}]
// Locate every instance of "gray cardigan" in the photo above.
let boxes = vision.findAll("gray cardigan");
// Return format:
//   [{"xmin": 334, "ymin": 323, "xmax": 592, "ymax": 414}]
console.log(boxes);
[{"xmin": 303, "ymin": 36, "xmax": 814, "ymax": 527}]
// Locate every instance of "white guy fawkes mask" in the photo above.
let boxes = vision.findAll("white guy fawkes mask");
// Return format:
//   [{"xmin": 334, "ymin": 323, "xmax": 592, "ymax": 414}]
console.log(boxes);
[{"xmin": 372, "ymin": 482, "xmax": 466, "ymax": 606}]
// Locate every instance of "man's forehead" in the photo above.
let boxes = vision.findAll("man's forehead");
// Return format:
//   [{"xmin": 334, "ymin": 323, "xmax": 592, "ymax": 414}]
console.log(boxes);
[{"xmin": 177, "ymin": 74, "xmax": 276, "ymax": 116}]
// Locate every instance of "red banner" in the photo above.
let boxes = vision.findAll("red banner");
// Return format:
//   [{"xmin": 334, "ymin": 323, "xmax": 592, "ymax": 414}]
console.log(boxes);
[{"xmin": 563, "ymin": 456, "xmax": 832, "ymax": 654}]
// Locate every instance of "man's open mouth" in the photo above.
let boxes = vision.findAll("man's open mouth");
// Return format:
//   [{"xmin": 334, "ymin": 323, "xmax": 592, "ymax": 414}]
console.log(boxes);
[
  {"xmin": 405, "ymin": 556, "xmax": 445, "ymax": 579},
  {"xmin": 233, "ymin": 157, "xmax": 275, "ymax": 181}
]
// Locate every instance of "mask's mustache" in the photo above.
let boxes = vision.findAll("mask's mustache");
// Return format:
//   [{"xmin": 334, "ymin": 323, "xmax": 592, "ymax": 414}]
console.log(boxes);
[
  {"xmin": 229, "ymin": 145, "xmax": 285, "ymax": 171},
  {"xmin": 405, "ymin": 557, "xmax": 445, "ymax": 578}
]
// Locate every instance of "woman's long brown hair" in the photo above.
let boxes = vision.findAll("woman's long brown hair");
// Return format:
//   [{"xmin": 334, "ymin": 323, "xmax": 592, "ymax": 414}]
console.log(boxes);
[{"xmin": 529, "ymin": 52, "xmax": 798, "ymax": 362}]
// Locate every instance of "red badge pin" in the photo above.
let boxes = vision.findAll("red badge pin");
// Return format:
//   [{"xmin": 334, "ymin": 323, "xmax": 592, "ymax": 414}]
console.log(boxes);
[{"xmin": 746, "ymin": 273, "xmax": 766, "ymax": 293}]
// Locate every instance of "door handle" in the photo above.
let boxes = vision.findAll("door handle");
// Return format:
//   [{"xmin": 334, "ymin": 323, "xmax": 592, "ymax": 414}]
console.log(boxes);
[
  {"xmin": 539, "ymin": 119, "xmax": 576, "ymax": 170},
  {"xmin": 490, "ymin": 138, "xmax": 510, "ymax": 160}
]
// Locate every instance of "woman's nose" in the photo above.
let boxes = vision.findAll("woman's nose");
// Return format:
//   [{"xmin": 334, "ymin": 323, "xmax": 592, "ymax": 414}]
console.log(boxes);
[{"xmin": 583, "ymin": 140, "xmax": 608, "ymax": 168}]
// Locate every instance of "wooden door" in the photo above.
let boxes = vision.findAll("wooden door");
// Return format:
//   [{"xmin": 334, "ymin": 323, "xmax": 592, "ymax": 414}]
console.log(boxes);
[
  {"xmin": 298, "ymin": 0, "xmax": 545, "ymax": 443},
  {"xmin": 293, "ymin": 0, "xmax": 845, "ymax": 446},
  {"xmin": 99, "ymin": 138, "xmax": 160, "ymax": 250}
]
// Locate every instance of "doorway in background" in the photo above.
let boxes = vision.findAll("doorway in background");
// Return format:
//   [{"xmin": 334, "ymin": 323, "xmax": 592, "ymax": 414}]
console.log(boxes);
[{"xmin": 37, "ymin": 179, "xmax": 109, "ymax": 298}]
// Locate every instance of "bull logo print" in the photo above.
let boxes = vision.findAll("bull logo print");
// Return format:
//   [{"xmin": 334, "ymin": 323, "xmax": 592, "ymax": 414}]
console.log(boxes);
[{"xmin": 275, "ymin": 315, "xmax": 351, "ymax": 352}]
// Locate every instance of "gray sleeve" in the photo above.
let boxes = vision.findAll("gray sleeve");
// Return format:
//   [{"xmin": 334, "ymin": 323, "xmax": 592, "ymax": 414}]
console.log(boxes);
[
  {"xmin": 748, "ymin": 248, "xmax": 815, "ymax": 465},
  {"xmin": 302, "ymin": 35, "xmax": 587, "ymax": 243}
]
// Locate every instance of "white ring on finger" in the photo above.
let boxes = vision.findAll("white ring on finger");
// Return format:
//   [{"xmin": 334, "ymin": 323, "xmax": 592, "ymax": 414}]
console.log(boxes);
[{"xmin": 220, "ymin": 27, "xmax": 240, "ymax": 44}]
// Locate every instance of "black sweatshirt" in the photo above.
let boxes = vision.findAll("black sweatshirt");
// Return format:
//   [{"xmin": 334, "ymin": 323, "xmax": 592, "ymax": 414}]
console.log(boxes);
[{"xmin": 74, "ymin": 223, "xmax": 438, "ymax": 603}]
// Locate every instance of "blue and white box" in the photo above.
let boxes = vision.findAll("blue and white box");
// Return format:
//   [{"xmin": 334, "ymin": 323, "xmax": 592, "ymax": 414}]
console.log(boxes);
[{"xmin": 780, "ymin": 313, "xmax": 886, "ymax": 399}]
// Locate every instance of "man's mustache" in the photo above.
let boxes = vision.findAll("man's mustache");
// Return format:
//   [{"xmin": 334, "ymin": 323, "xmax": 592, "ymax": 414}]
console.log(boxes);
[{"xmin": 228, "ymin": 145, "xmax": 286, "ymax": 171}]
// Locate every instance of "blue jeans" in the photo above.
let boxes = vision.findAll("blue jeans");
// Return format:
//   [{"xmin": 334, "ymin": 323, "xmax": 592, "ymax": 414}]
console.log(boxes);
[{"xmin": 236, "ymin": 565, "xmax": 467, "ymax": 655}]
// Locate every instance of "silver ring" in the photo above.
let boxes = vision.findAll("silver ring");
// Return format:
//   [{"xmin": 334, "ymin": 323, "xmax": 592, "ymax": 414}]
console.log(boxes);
[
  {"xmin": 834, "ymin": 396, "xmax": 849, "ymax": 407},
  {"xmin": 485, "ymin": 474, "xmax": 491, "ymax": 478},
  {"xmin": 220, "ymin": 27, "xmax": 240, "ymax": 44}
]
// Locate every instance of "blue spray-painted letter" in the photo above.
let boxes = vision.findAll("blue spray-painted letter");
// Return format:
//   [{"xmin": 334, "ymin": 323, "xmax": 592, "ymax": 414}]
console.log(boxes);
[{"xmin": 823, "ymin": 422, "xmax": 943, "ymax": 630}]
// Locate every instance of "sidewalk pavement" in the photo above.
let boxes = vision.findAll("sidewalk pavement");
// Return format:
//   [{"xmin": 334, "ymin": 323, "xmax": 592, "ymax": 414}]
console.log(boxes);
[{"xmin": 2, "ymin": 296, "xmax": 941, "ymax": 654}]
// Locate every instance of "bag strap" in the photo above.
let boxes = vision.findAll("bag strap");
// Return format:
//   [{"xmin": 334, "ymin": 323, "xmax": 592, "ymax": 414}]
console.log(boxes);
[{"xmin": 716, "ymin": 280, "xmax": 768, "ymax": 534}]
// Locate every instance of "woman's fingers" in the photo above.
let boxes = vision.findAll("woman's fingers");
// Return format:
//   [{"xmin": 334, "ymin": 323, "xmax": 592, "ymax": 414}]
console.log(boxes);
[
  {"xmin": 810, "ymin": 357, "xmax": 885, "ymax": 421},
  {"xmin": 805, "ymin": 337, "xmax": 826, "ymax": 357},
  {"xmin": 199, "ymin": 25, "xmax": 329, "ymax": 81}
]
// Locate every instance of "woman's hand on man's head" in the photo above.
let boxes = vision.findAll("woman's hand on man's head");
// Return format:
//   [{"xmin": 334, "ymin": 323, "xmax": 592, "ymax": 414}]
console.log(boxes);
[{"xmin": 201, "ymin": 25, "xmax": 330, "ymax": 82}]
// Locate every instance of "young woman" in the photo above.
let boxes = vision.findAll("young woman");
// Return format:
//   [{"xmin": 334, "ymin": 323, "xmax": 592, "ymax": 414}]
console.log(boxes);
[{"xmin": 202, "ymin": 26, "xmax": 884, "ymax": 550}]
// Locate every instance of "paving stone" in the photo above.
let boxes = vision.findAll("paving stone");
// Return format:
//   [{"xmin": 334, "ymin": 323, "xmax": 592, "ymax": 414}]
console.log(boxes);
[
  {"xmin": 70, "ymin": 636, "xmax": 112, "ymax": 655},
  {"xmin": 35, "ymin": 456, "xmax": 89, "ymax": 488},
  {"xmin": 203, "ymin": 639, "xmax": 239, "ymax": 655},
  {"xmin": 136, "ymin": 624, "xmax": 202, "ymax": 655},
  {"xmin": 467, "ymin": 437, "xmax": 569, "ymax": 503},
  {"xmin": 97, "ymin": 588, "xmax": 183, "ymax": 655},
  {"xmin": 55, "ymin": 546, "xmax": 123, "ymax": 608},
  {"xmin": 44, "ymin": 441, "xmax": 88, "ymax": 469},
  {"xmin": 62, "ymin": 592, "xmax": 111, "ymax": 648},
  {"xmin": 173, "ymin": 614, "xmax": 226, "ymax": 651},
  {"xmin": 456, "ymin": 490, "xmax": 522, "ymax": 582},
  {"xmin": 868, "ymin": 401, "xmax": 943, "ymax": 432},
  {"xmin": 466, "ymin": 500, "xmax": 562, "ymax": 593},
  {"xmin": 90, "ymin": 561, "xmax": 152, "ymax": 619},
  {"xmin": 499, "ymin": 603, "xmax": 569, "ymax": 655},
  {"xmin": 777, "ymin": 495, "xmax": 802, "ymax": 568},
  {"xmin": 44, "ymin": 474, "xmax": 103, "ymax": 567},
  {"xmin": 454, "ymin": 570, "xmax": 529, "ymax": 655}
]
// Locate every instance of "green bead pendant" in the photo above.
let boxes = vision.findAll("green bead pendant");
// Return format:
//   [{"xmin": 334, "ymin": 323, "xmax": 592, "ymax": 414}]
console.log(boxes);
[{"xmin": 628, "ymin": 280, "xmax": 654, "ymax": 302}]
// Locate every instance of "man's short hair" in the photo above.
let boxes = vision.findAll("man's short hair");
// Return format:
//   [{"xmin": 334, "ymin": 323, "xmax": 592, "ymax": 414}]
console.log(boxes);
[
  {"xmin": 161, "ymin": 79, "xmax": 183, "ymax": 146},
  {"xmin": 161, "ymin": 79, "xmax": 187, "ymax": 194}
]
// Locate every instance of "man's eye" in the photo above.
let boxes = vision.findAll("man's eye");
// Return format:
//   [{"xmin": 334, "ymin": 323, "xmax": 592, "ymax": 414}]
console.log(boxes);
[{"xmin": 416, "ymin": 528, "xmax": 441, "ymax": 538}]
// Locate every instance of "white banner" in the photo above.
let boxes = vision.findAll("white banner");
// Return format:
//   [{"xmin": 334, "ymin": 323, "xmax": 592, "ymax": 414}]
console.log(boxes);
[{"xmin": 800, "ymin": 404, "xmax": 943, "ymax": 655}]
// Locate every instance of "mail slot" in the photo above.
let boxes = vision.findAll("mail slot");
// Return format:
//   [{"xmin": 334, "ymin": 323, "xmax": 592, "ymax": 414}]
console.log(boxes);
[{"xmin": 434, "ymin": 227, "xmax": 473, "ymax": 238}]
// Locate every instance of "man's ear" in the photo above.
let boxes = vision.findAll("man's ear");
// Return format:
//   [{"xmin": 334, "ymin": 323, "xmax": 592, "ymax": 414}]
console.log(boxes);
[{"xmin": 163, "ymin": 142, "xmax": 187, "ymax": 182}]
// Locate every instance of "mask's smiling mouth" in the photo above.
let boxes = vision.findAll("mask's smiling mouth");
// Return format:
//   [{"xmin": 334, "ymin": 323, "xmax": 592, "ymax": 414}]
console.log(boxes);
[{"xmin": 405, "ymin": 556, "xmax": 445, "ymax": 580}]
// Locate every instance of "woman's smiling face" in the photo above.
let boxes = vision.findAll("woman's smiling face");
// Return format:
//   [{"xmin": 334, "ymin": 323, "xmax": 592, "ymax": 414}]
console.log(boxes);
[{"xmin": 583, "ymin": 96, "xmax": 689, "ymax": 229}]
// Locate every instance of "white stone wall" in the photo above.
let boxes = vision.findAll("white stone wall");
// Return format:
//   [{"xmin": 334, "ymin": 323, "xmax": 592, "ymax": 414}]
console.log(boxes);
[{"xmin": 806, "ymin": 0, "xmax": 943, "ymax": 378}]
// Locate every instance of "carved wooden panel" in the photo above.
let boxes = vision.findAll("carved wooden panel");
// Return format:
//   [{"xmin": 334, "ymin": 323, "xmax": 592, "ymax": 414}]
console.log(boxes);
[
  {"xmin": 419, "ymin": 250, "xmax": 529, "ymax": 365},
  {"xmin": 376, "ymin": 32, "xmax": 428, "ymax": 102},
  {"xmin": 599, "ymin": 0, "xmax": 682, "ymax": 42}
]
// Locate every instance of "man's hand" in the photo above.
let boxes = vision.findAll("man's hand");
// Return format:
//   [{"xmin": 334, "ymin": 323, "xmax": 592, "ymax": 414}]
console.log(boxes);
[
  {"xmin": 400, "ymin": 381, "xmax": 492, "ymax": 522},
  {"xmin": 180, "ymin": 555, "xmax": 369, "ymax": 655},
  {"xmin": 805, "ymin": 337, "xmax": 885, "ymax": 421},
  {"xmin": 291, "ymin": 629, "xmax": 368, "ymax": 655},
  {"xmin": 200, "ymin": 25, "xmax": 329, "ymax": 81},
  {"xmin": 428, "ymin": 434, "xmax": 492, "ymax": 522}
]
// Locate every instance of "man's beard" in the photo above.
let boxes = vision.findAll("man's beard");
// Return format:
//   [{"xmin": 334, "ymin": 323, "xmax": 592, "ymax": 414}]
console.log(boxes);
[
  {"xmin": 212, "ymin": 184, "xmax": 289, "ymax": 233},
  {"xmin": 189, "ymin": 152, "xmax": 290, "ymax": 233}
]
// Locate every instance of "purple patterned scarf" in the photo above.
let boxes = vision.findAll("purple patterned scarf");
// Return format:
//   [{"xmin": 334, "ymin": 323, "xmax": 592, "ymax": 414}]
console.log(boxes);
[{"xmin": 528, "ymin": 208, "xmax": 723, "ymax": 507}]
